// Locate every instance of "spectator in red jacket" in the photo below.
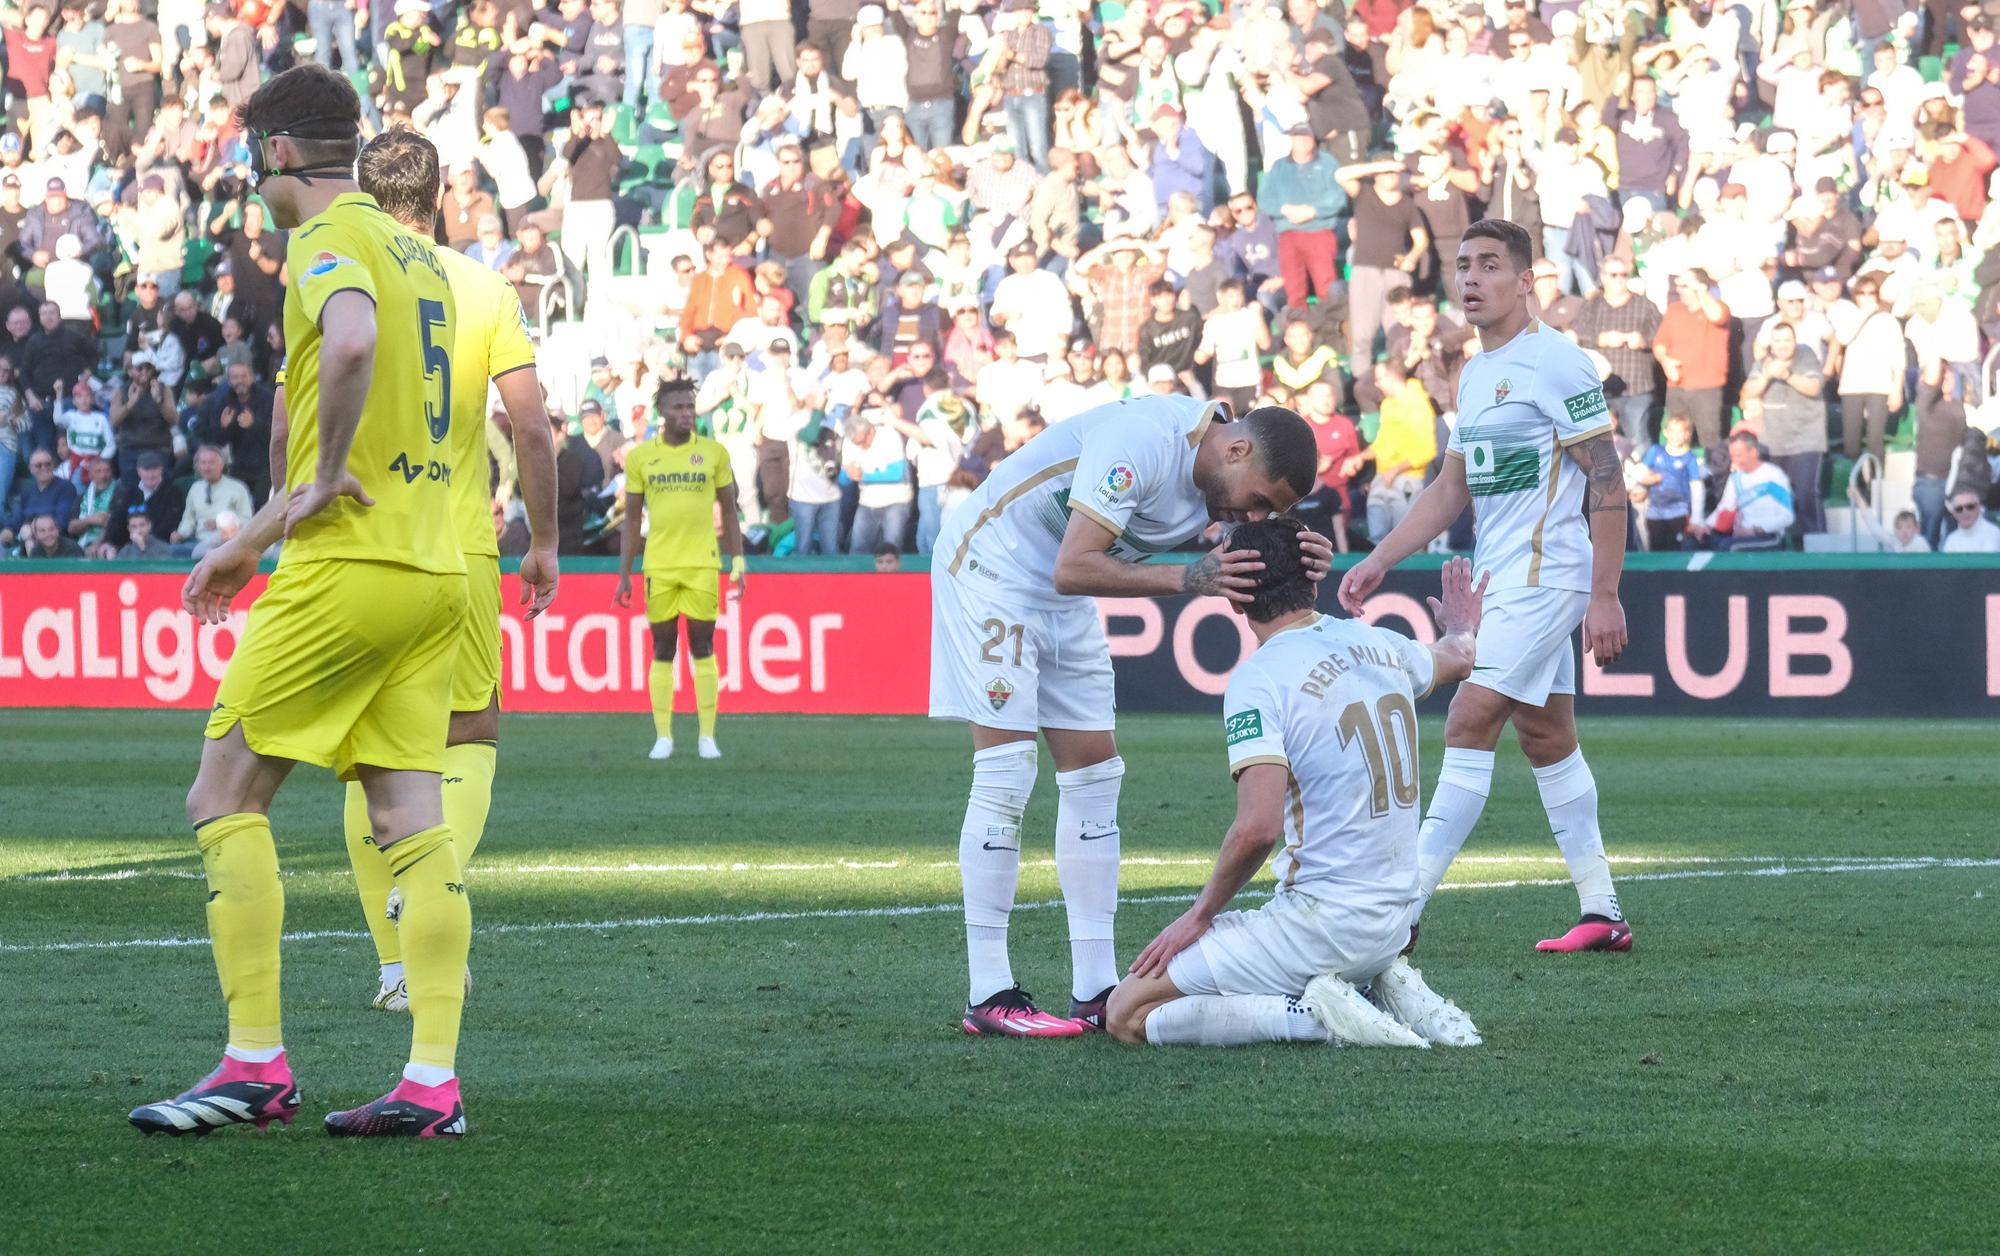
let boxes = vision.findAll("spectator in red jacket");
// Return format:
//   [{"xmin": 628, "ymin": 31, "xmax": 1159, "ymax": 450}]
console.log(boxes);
[{"xmin": 1653, "ymin": 269, "xmax": 1732, "ymax": 476}]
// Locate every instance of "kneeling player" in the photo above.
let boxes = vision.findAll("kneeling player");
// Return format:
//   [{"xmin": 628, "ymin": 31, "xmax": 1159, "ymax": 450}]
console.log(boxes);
[{"xmin": 1106, "ymin": 521, "xmax": 1485, "ymax": 1049}]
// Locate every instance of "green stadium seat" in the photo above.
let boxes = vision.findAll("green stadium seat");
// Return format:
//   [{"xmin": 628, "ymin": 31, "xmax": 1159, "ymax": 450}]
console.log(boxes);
[
  {"xmin": 1920, "ymin": 55, "xmax": 1944, "ymax": 83},
  {"xmin": 180, "ymin": 237, "xmax": 216, "ymax": 288},
  {"xmin": 609, "ymin": 103, "xmax": 639, "ymax": 147}
]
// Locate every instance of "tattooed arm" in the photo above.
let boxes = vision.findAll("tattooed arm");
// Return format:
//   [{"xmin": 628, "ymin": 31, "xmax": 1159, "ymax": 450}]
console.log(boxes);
[
  {"xmin": 1053, "ymin": 509, "xmax": 1264, "ymax": 602},
  {"xmin": 1566, "ymin": 430, "xmax": 1630, "ymax": 665}
]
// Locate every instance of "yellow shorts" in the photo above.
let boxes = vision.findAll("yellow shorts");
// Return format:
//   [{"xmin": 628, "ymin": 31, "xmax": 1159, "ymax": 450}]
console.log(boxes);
[
  {"xmin": 645, "ymin": 566, "xmax": 720, "ymax": 623},
  {"xmin": 450, "ymin": 552, "xmax": 503, "ymax": 714},
  {"xmin": 207, "ymin": 559, "xmax": 468, "ymax": 780}
]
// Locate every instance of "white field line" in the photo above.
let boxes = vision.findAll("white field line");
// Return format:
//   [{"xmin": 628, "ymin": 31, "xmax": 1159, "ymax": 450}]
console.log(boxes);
[
  {"xmin": 0, "ymin": 852, "xmax": 1951, "ymax": 884},
  {"xmin": 1, "ymin": 857, "xmax": 1995, "ymax": 956}
]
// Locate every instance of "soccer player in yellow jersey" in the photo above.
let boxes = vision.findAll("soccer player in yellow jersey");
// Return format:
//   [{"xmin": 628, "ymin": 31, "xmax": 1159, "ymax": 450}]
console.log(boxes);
[
  {"xmin": 134, "ymin": 65, "xmax": 473, "ymax": 1140},
  {"xmin": 615, "ymin": 379, "xmax": 746, "ymax": 760},
  {"xmin": 343, "ymin": 127, "xmax": 560, "ymax": 1014}
]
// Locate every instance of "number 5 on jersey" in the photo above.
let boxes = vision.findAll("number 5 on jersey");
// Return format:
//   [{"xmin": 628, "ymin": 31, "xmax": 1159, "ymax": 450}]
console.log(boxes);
[{"xmin": 419, "ymin": 298, "xmax": 452, "ymax": 444}]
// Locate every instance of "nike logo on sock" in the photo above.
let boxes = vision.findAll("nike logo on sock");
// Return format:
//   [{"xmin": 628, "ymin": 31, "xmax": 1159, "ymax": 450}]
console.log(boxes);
[
  {"xmin": 981, "ymin": 842, "xmax": 1019, "ymax": 851},
  {"xmin": 1078, "ymin": 822, "xmax": 1119, "ymax": 841}
]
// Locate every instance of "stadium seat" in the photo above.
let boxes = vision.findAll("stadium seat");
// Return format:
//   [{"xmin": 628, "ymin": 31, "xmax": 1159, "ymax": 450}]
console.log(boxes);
[
  {"xmin": 1920, "ymin": 55, "xmax": 1944, "ymax": 83},
  {"xmin": 180, "ymin": 238, "xmax": 217, "ymax": 288}
]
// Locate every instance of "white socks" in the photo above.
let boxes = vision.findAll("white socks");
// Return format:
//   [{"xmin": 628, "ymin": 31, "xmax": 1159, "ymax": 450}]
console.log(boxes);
[
  {"xmin": 960, "ymin": 742, "xmax": 1038, "ymax": 1005},
  {"xmin": 1534, "ymin": 747, "xmax": 1622, "ymax": 921},
  {"xmin": 380, "ymin": 961, "xmax": 405, "ymax": 987},
  {"xmin": 1417, "ymin": 747, "xmax": 1495, "ymax": 907},
  {"xmin": 1055, "ymin": 756, "xmax": 1124, "ymax": 1002},
  {"xmin": 224, "ymin": 1043, "xmax": 284, "ymax": 1064},
  {"xmin": 1143, "ymin": 995, "xmax": 1332, "ymax": 1046},
  {"xmin": 403, "ymin": 1062, "xmax": 455, "ymax": 1087}
]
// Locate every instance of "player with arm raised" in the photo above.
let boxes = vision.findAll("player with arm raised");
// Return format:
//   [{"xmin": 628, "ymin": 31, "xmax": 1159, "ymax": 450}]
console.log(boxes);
[
  {"xmin": 1106, "ymin": 521, "xmax": 1486, "ymax": 1049},
  {"xmin": 614, "ymin": 378, "xmax": 747, "ymax": 761},
  {"xmin": 339, "ymin": 127, "xmax": 562, "ymax": 1013},
  {"xmin": 137, "ymin": 64, "xmax": 472, "ymax": 1140},
  {"xmin": 934, "ymin": 395, "xmax": 1324, "ymax": 1037},
  {"xmin": 1338, "ymin": 218, "xmax": 1634, "ymax": 954}
]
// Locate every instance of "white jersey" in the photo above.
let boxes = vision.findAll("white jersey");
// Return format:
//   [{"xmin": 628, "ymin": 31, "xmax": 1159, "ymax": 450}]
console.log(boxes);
[
  {"xmin": 1221, "ymin": 613, "xmax": 1436, "ymax": 903},
  {"xmin": 1447, "ymin": 322, "xmax": 1613, "ymax": 592},
  {"xmin": 936, "ymin": 395, "xmax": 1222, "ymax": 610}
]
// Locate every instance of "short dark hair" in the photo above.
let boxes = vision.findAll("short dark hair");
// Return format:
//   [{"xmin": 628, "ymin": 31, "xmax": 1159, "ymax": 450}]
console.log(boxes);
[
  {"xmin": 1239, "ymin": 405, "xmax": 1318, "ymax": 500},
  {"xmin": 356, "ymin": 127, "xmax": 440, "ymax": 229},
  {"xmin": 873, "ymin": 542, "xmax": 900, "ymax": 560},
  {"xmin": 656, "ymin": 378, "xmax": 697, "ymax": 407},
  {"xmin": 1232, "ymin": 516, "xmax": 1317, "ymax": 624},
  {"xmin": 1462, "ymin": 218, "xmax": 1533, "ymax": 272},
  {"xmin": 238, "ymin": 62, "xmax": 361, "ymax": 156}
]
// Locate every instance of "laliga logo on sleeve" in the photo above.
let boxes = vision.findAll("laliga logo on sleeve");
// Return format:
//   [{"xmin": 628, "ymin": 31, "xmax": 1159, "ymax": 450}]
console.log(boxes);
[{"xmin": 1102, "ymin": 463, "xmax": 1137, "ymax": 495}]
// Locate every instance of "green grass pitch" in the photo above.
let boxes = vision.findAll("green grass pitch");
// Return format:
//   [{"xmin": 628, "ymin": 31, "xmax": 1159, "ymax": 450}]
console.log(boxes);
[{"xmin": 3, "ymin": 710, "xmax": 1997, "ymax": 1252}]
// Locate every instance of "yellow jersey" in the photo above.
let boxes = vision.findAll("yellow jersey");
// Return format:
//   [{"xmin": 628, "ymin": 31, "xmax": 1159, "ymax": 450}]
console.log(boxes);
[
  {"xmin": 437, "ymin": 245, "xmax": 538, "ymax": 559},
  {"xmin": 281, "ymin": 191, "xmax": 461, "ymax": 575},
  {"xmin": 625, "ymin": 434, "xmax": 734, "ymax": 571}
]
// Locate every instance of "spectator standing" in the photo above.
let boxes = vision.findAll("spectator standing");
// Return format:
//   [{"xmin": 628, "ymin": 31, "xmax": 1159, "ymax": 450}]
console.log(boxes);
[
  {"xmin": 1295, "ymin": 377, "xmax": 1359, "ymax": 550},
  {"xmin": 24, "ymin": 301, "xmax": 94, "ymax": 455},
  {"xmin": 1193, "ymin": 279, "xmax": 1269, "ymax": 413},
  {"xmin": 55, "ymin": 377, "xmax": 114, "ymax": 473},
  {"xmin": 1740, "ymin": 324, "xmax": 1828, "ymax": 536},
  {"xmin": 994, "ymin": 0, "xmax": 1054, "ymax": 173},
  {"xmin": 806, "ymin": 0, "xmax": 861, "ymax": 70},
  {"xmin": 1339, "ymin": 162, "xmax": 1426, "ymax": 367},
  {"xmin": 842, "ymin": 407, "xmax": 913, "ymax": 553},
  {"xmin": 1827, "ymin": 274, "xmax": 1906, "ymax": 467},
  {"xmin": 1613, "ymin": 75, "xmax": 1689, "ymax": 212},
  {"xmin": 740, "ymin": 0, "xmax": 798, "ymax": 93},
  {"xmin": 1635, "ymin": 413, "xmax": 1707, "ymax": 551},
  {"xmin": 898, "ymin": 0, "xmax": 959, "ymax": 152},
  {"xmin": 681, "ymin": 239, "xmax": 757, "ymax": 375},
  {"xmin": 191, "ymin": 361, "xmax": 274, "ymax": 503},
  {"xmin": 1350, "ymin": 357, "xmax": 1437, "ymax": 543},
  {"xmin": 207, "ymin": 4, "xmax": 261, "ymax": 107},
  {"xmin": 109, "ymin": 354, "xmax": 177, "ymax": 478},
  {"xmin": 1257, "ymin": 124, "xmax": 1343, "ymax": 311},
  {"xmin": 1072, "ymin": 237, "xmax": 1166, "ymax": 360},
  {"xmin": 989, "ymin": 239, "xmax": 1072, "ymax": 362},
  {"xmin": 5, "ymin": 5, "xmax": 59, "ymax": 155},
  {"xmin": 1653, "ymin": 270, "xmax": 1733, "ymax": 476},
  {"xmin": 0, "ymin": 355, "xmax": 25, "ymax": 495},
  {"xmin": 104, "ymin": 0, "xmax": 163, "ymax": 157},
  {"xmin": 1575, "ymin": 257, "xmax": 1663, "ymax": 445},
  {"xmin": 842, "ymin": 7, "xmax": 907, "ymax": 128},
  {"xmin": 558, "ymin": 101, "xmax": 622, "ymax": 280}
]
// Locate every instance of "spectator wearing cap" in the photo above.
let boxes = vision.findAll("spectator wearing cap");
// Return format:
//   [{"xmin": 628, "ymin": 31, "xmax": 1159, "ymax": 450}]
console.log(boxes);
[
  {"xmin": 104, "ymin": 449, "xmax": 182, "ymax": 549},
  {"xmin": 1072, "ymin": 237, "xmax": 1168, "ymax": 359},
  {"xmin": 1257, "ymin": 123, "xmax": 1343, "ymax": 311},
  {"xmin": 842, "ymin": 6, "xmax": 908, "ymax": 131},
  {"xmin": 966, "ymin": 137, "xmax": 1039, "ymax": 217},
  {"xmin": 1756, "ymin": 277, "xmax": 1831, "ymax": 363},
  {"xmin": 1612, "ymin": 76, "xmax": 1689, "ymax": 214},
  {"xmin": 1576, "ymin": 256, "xmax": 1663, "ymax": 445},
  {"xmin": 1739, "ymin": 321, "xmax": 1828, "ymax": 536},
  {"xmin": 989, "ymin": 240, "xmax": 1072, "ymax": 362},
  {"xmin": 1144, "ymin": 104, "xmax": 1215, "ymax": 217},
  {"xmin": 577, "ymin": 398, "xmax": 627, "ymax": 482},
  {"xmin": 108, "ymin": 350, "xmax": 176, "ymax": 477},
  {"xmin": 117, "ymin": 174, "xmax": 186, "ymax": 295},
  {"xmin": 21, "ymin": 177, "xmax": 99, "ymax": 271},
  {"xmin": 1784, "ymin": 178, "xmax": 1865, "ymax": 281},
  {"xmin": 466, "ymin": 214, "xmax": 517, "ymax": 271},
  {"xmin": 1530, "ymin": 259, "xmax": 1584, "ymax": 334},
  {"xmin": 1528, "ymin": 127, "xmax": 1608, "ymax": 298},
  {"xmin": 1653, "ymin": 270, "xmax": 1733, "ymax": 474},
  {"xmin": 993, "ymin": 0, "xmax": 1055, "ymax": 173}
]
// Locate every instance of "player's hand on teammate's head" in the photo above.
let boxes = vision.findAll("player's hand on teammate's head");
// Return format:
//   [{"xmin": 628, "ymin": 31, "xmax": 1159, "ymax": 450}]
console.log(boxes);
[
  {"xmin": 1183, "ymin": 534, "xmax": 1265, "ymax": 605},
  {"xmin": 1426, "ymin": 556, "xmax": 1489, "ymax": 638},
  {"xmin": 1295, "ymin": 527, "xmax": 1334, "ymax": 582},
  {"xmin": 519, "ymin": 546, "xmax": 559, "ymax": 619},
  {"xmin": 283, "ymin": 471, "xmax": 374, "ymax": 537}
]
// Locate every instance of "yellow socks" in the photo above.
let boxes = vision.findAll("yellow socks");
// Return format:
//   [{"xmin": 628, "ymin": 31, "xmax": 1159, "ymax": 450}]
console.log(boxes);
[
  {"xmin": 649, "ymin": 659, "xmax": 676, "ymax": 737},
  {"xmin": 693, "ymin": 654, "xmax": 719, "ymax": 739},
  {"xmin": 342, "ymin": 781, "xmax": 401, "ymax": 969},
  {"xmin": 442, "ymin": 741, "xmax": 498, "ymax": 865},
  {"xmin": 385, "ymin": 824, "xmax": 470, "ymax": 1074},
  {"xmin": 196, "ymin": 813, "xmax": 285, "ymax": 1051}
]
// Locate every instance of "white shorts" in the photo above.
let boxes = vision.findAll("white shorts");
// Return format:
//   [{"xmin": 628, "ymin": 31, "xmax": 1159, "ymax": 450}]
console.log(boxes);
[
  {"xmin": 928, "ymin": 571, "xmax": 1116, "ymax": 733},
  {"xmin": 1467, "ymin": 585, "xmax": 1590, "ymax": 707},
  {"xmin": 1166, "ymin": 889, "xmax": 1414, "ymax": 997}
]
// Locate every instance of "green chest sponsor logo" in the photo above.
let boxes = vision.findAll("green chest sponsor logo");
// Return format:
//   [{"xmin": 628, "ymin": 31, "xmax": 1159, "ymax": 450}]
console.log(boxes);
[
  {"xmin": 1564, "ymin": 386, "xmax": 1609, "ymax": 424},
  {"xmin": 1461, "ymin": 434, "xmax": 1542, "ymax": 497},
  {"xmin": 1225, "ymin": 709, "xmax": 1264, "ymax": 746}
]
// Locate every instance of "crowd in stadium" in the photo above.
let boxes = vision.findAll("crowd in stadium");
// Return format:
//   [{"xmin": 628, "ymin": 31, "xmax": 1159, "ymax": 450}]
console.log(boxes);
[{"xmin": 4, "ymin": 0, "xmax": 2000, "ymax": 563}]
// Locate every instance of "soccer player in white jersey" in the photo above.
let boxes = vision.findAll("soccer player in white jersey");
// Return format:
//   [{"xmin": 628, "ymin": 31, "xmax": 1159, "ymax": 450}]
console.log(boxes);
[
  {"xmin": 1104, "ymin": 520, "xmax": 1484, "ymax": 1049},
  {"xmin": 1339, "ymin": 218, "xmax": 1635, "ymax": 954},
  {"xmin": 933, "ymin": 396, "xmax": 1323, "ymax": 1037}
]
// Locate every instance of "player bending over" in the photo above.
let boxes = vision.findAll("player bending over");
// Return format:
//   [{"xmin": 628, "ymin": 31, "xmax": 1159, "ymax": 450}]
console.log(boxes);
[
  {"xmin": 616, "ymin": 378, "xmax": 747, "ymax": 760},
  {"xmin": 1107, "ymin": 520, "xmax": 1484, "ymax": 1049},
  {"xmin": 333, "ymin": 127, "xmax": 561, "ymax": 1013},
  {"xmin": 138, "ymin": 65, "xmax": 473, "ymax": 1139},
  {"xmin": 933, "ymin": 394, "xmax": 1324, "ymax": 1037},
  {"xmin": 1339, "ymin": 218, "xmax": 1634, "ymax": 954}
]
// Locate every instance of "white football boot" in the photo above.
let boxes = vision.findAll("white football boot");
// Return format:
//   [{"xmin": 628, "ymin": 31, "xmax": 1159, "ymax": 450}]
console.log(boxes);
[
  {"xmin": 649, "ymin": 736, "xmax": 674, "ymax": 760},
  {"xmin": 1368, "ymin": 958, "xmax": 1482, "ymax": 1047},
  {"xmin": 697, "ymin": 736, "xmax": 722, "ymax": 760},
  {"xmin": 1303, "ymin": 974, "xmax": 1429, "ymax": 1048}
]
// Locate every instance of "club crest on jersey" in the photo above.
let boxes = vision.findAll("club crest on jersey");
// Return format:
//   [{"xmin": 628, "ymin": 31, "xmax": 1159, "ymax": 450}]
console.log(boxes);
[
  {"xmin": 986, "ymin": 678, "xmax": 1014, "ymax": 711},
  {"xmin": 307, "ymin": 251, "xmax": 354, "ymax": 278},
  {"xmin": 1102, "ymin": 463, "xmax": 1137, "ymax": 495},
  {"xmin": 689, "ymin": 453, "xmax": 704, "ymax": 466},
  {"xmin": 1494, "ymin": 378, "xmax": 1512, "ymax": 404}
]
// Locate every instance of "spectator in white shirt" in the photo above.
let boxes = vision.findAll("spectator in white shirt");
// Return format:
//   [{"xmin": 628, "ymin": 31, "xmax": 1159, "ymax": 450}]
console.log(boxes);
[
  {"xmin": 1688, "ymin": 431, "xmax": 1795, "ymax": 550},
  {"xmin": 975, "ymin": 329, "xmax": 1046, "ymax": 426},
  {"xmin": 172, "ymin": 445, "xmax": 255, "ymax": 557},
  {"xmin": 842, "ymin": 6, "xmax": 909, "ymax": 127},
  {"xmin": 841, "ymin": 407, "xmax": 913, "ymax": 554},
  {"xmin": 1941, "ymin": 489, "xmax": 2000, "ymax": 552},
  {"xmin": 988, "ymin": 240, "xmax": 1073, "ymax": 361},
  {"xmin": 1848, "ymin": 490, "xmax": 1933, "ymax": 553}
]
